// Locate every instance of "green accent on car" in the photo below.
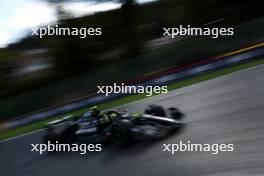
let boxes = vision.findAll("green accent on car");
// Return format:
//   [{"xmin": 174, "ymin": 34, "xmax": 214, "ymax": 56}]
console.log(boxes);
[{"xmin": 132, "ymin": 112, "xmax": 142, "ymax": 119}]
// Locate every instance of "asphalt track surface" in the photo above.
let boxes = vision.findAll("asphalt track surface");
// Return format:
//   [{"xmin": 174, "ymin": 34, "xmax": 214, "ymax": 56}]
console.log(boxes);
[{"xmin": 1, "ymin": 64, "xmax": 264, "ymax": 176}]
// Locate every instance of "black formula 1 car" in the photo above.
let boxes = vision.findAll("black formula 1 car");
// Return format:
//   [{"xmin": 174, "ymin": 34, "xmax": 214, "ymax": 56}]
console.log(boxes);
[{"xmin": 42, "ymin": 105, "xmax": 184, "ymax": 145}]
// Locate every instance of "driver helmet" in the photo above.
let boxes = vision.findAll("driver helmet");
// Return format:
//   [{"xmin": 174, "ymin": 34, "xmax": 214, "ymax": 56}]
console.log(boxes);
[{"xmin": 90, "ymin": 106, "xmax": 100, "ymax": 118}]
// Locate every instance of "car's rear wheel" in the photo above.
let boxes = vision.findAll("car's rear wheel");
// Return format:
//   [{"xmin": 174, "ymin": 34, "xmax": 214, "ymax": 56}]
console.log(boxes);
[{"xmin": 42, "ymin": 131, "xmax": 58, "ymax": 144}]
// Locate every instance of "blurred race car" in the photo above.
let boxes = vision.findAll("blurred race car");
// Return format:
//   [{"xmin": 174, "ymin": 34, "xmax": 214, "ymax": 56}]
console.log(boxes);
[{"xmin": 42, "ymin": 105, "xmax": 184, "ymax": 145}]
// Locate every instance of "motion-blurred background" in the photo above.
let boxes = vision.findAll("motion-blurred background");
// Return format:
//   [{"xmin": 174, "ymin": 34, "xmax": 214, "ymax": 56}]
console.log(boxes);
[{"xmin": 0, "ymin": 0, "xmax": 263, "ymax": 121}]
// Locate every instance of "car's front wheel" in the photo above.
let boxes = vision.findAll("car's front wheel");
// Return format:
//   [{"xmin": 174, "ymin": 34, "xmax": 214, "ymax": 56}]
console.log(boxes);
[
  {"xmin": 145, "ymin": 104, "xmax": 166, "ymax": 117},
  {"xmin": 110, "ymin": 120, "xmax": 132, "ymax": 145}
]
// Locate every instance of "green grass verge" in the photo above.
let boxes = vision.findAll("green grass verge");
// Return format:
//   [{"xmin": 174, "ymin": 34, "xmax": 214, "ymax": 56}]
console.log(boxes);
[{"xmin": 1, "ymin": 58, "xmax": 264, "ymax": 141}]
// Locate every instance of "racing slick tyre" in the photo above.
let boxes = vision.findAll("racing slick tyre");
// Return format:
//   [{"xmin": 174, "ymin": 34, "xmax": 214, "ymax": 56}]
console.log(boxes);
[
  {"xmin": 42, "ymin": 130, "xmax": 58, "ymax": 145},
  {"xmin": 59, "ymin": 123, "xmax": 79, "ymax": 143},
  {"xmin": 42, "ymin": 132, "xmax": 59, "ymax": 154},
  {"xmin": 110, "ymin": 120, "xmax": 133, "ymax": 145},
  {"xmin": 145, "ymin": 104, "xmax": 166, "ymax": 117},
  {"xmin": 168, "ymin": 107, "xmax": 184, "ymax": 120}
]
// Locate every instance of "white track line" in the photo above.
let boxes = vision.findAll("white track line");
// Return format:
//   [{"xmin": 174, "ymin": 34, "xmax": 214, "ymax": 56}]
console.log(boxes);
[
  {"xmin": 0, "ymin": 129, "xmax": 43, "ymax": 143},
  {"xmin": 203, "ymin": 18, "xmax": 224, "ymax": 26}
]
